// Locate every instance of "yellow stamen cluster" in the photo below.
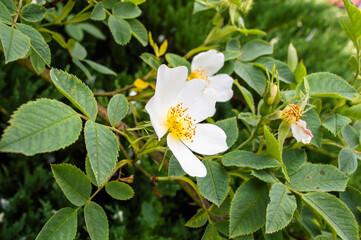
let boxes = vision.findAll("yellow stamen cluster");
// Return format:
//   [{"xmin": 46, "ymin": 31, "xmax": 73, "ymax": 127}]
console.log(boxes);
[
  {"xmin": 282, "ymin": 104, "xmax": 303, "ymax": 125},
  {"xmin": 187, "ymin": 69, "xmax": 209, "ymax": 83},
  {"xmin": 167, "ymin": 103, "xmax": 196, "ymax": 142}
]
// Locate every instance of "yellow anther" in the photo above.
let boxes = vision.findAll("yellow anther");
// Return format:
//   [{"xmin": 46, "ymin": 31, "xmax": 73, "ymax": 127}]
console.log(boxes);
[
  {"xmin": 282, "ymin": 104, "xmax": 303, "ymax": 125},
  {"xmin": 187, "ymin": 69, "xmax": 209, "ymax": 83},
  {"xmin": 167, "ymin": 103, "xmax": 196, "ymax": 142}
]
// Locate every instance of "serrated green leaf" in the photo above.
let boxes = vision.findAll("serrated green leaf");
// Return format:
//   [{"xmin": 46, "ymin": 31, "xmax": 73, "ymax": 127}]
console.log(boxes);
[
  {"xmin": 84, "ymin": 120, "xmax": 119, "ymax": 185},
  {"xmin": 296, "ymin": 73, "xmax": 357, "ymax": 100},
  {"xmin": 264, "ymin": 231, "xmax": 283, "ymax": 240},
  {"xmin": 140, "ymin": 52, "xmax": 161, "ymax": 70},
  {"xmin": 229, "ymin": 179, "xmax": 269, "ymax": 237},
  {"xmin": 338, "ymin": 148, "xmax": 357, "ymax": 175},
  {"xmin": 20, "ymin": 4, "xmax": 45, "ymax": 22},
  {"xmin": 105, "ymin": 181, "xmax": 134, "ymax": 200},
  {"xmin": 0, "ymin": 99, "xmax": 82, "ymax": 155},
  {"xmin": 215, "ymin": 117, "xmax": 238, "ymax": 148},
  {"xmin": 50, "ymin": 68, "xmax": 98, "ymax": 120},
  {"xmin": 282, "ymin": 149, "xmax": 307, "ymax": 176},
  {"xmin": 342, "ymin": 125, "xmax": 359, "ymax": 149},
  {"xmin": 197, "ymin": 160, "xmax": 229, "ymax": 207},
  {"xmin": 202, "ymin": 224, "xmax": 219, "ymax": 240},
  {"xmin": 185, "ymin": 208, "xmax": 208, "ymax": 228},
  {"xmin": 210, "ymin": 198, "xmax": 231, "ymax": 218},
  {"xmin": 289, "ymin": 163, "xmax": 348, "ymax": 192},
  {"xmin": 343, "ymin": 0, "xmax": 361, "ymax": 40},
  {"xmin": 112, "ymin": 2, "xmax": 141, "ymax": 19},
  {"xmin": 52, "ymin": 164, "xmax": 92, "ymax": 206},
  {"xmin": 165, "ymin": 53, "xmax": 191, "ymax": 72},
  {"xmin": 16, "ymin": 24, "xmax": 51, "ymax": 66},
  {"xmin": 168, "ymin": 155, "xmax": 186, "ymax": 177},
  {"xmin": 30, "ymin": 48, "xmax": 45, "ymax": 74},
  {"xmin": 323, "ymin": 114, "xmax": 351, "ymax": 136},
  {"xmin": 222, "ymin": 150, "xmax": 280, "ymax": 169},
  {"xmin": 108, "ymin": 15, "xmax": 131, "ymax": 45},
  {"xmin": 302, "ymin": 192, "xmax": 359, "ymax": 240},
  {"xmin": 251, "ymin": 170, "xmax": 277, "ymax": 183},
  {"xmin": 0, "ymin": 22, "xmax": 30, "ymax": 63},
  {"xmin": 340, "ymin": 186, "xmax": 361, "ymax": 225},
  {"xmin": 91, "ymin": 2, "xmax": 106, "ymax": 21},
  {"xmin": 237, "ymin": 84, "xmax": 255, "ymax": 113},
  {"xmin": 303, "ymin": 109, "xmax": 322, "ymax": 148},
  {"xmin": 0, "ymin": 0, "xmax": 16, "ymax": 15},
  {"xmin": 266, "ymin": 183, "xmax": 297, "ymax": 233},
  {"xmin": 107, "ymin": 94, "xmax": 128, "ymax": 126},
  {"xmin": 127, "ymin": 18, "xmax": 148, "ymax": 47},
  {"xmin": 36, "ymin": 208, "xmax": 78, "ymax": 240},
  {"xmin": 86, "ymin": 155, "xmax": 98, "ymax": 186},
  {"xmin": 264, "ymin": 126, "xmax": 281, "ymax": 161},
  {"xmin": 0, "ymin": 1, "xmax": 12, "ymax": 24},
  {"xmin": 84, "ymin": 59, "xmax": 116, "ymax": 75},
  {"xmin": 255, "ymin": 57, "xmax": 295, "ymax": 84},
  {"xmin": 238, "ymin": 40, "xmax": 273, "ymax": 62},
  {"xmin": 84, "ymin": 201, "xmax": 109, "ymax": 240},
  {"xmin": 234, "ymin": 61, "xmax": 266, "ymax": 96},
  {"xmin": 341, "ymin": 103, "xmax": 361, "ymax": 120}
]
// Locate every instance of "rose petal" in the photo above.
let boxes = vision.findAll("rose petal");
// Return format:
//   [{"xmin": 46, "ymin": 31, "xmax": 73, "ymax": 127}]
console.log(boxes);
[
  {"xmin": 291, "ymin": 120, "xmax": 313, "ymax": 144},
  {"xmin": 207, "ymin": 74, "xmax": 234, "ymax": 102},
  {"xmin": 145, "ymin": 97, "xmax": 168, "ymax": 139},
  {"xmin": 191, "ymin": 50, "xmax": 224, "ymax": 76},
  {"xmin": 167, "ymin": 134, "xmax": 207, "ymax": 177},
  {"xmin": 182, "ymin": 123, "xmax": 228, "ymax": 155},
  {"xmin": 174, "ymin": 79, "xmax": 217, "ymax": 123}
]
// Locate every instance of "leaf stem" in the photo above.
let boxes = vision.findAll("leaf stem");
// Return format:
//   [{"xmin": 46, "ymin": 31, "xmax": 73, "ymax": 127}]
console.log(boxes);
[{"xmin": 11, "ymin": 0, "xmax": 23, "ymax": 27}]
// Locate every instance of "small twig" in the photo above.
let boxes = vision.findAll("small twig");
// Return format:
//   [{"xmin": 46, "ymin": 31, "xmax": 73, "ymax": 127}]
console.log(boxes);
[{"xmin": 11, "ymin": 0, "xmax": 23, "ymax": 27}]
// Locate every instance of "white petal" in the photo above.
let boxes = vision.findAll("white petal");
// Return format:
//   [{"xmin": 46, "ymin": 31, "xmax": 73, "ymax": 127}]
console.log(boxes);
[
  {"xmin": 291, "ymin": 120, "xmax": 313, "ymax": 144},
  {"xmin": 183, "ymin": 123, "xmax": 228, "ymax": 155},
  {"xmin": 167, "ymin": 134, "xmax": 207, "ymax": 177},
  {"xmin": 174, "ymin": 79, "xmax": 217, "ymax": 123},
  {"xmin": 153, "ymin": 64, "xmax": 189, "ymax": 113},
  {"xmin": 145, "ymin": 96, "xmax": 168, "ymax": 139},
  {"xmin": 207, "ymin": 74, "xmax": 234, "ymax": 102},
  {"xmin": 191, "ymin": 50, "xmax": 225, "ymax": 76}
]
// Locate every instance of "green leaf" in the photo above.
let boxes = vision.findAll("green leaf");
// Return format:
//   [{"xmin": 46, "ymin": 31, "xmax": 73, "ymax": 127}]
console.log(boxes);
[
  {"xmin": 202, "ymin": 224, "xmax": 219, "ymax": 240},
  {"xmin": 51, "ymin": 164, "xmax": 92, "ymax": 206},
  {"xmin": 78, "ymin": 23, "xmax": 106, "ymax": 40},
  {"xmin": 103, "ymin": 0, "xmax": 117, "ymax": 9},
  {"xmin": 168, "ymin": 155, "xmax": 186, "ymax": 177},
  {"xmin": 341, "ymin": 103, "xmax": 361, "ymax": 120},
  {"xmin": 340, "ymin": 186, "xmax": 361, "ymax": 225},
  {"xmin": 0, "ymin": 1, "xmax": 12, "ymax": 24},
  {"xmin": 264, "ymin": 126, "xmax": 281, "ymax": 161},
  {"xmin": 140, "ymin": 52, "xmax": 161, "ymax": 70},
  {"xmin": 223, "ymin": 50, "xmax": 242, "ymax": 61},
  {"xmin": 238, "ymin": 40, "xmax": 273, "ymax": 62},
  {"xmin": 340, "ymin": 16, "xmax": 358, "ymax": 47},
  {"xmin": 338, "ymin": 148, "xmax": 358, "ymax": 175},
  {"xmin": 105, "ymin": 180, "xmax": 134, "ymax": 200},
  {"xmin": 70, "ymin": 41, "xmax": 87, "ymax": 59},
  {"xmin": 296, "ymin": 73, "xmax": 357, "ymax": 100},
  {"xmin": 86, "ymin": 155, "xmax": 98, "ymax": 186},
  {"xmin": 50, "ymin": 68, "xmax": 98, "ymax": 120},
  {"xmin": 108, "ymin": 15, "xmax": 131, "ymax": 45},
  {"xmin": 255, "ymin": 57, "xmax": 295, "ymax": 84},
  {"xmin": 215, "ymin": 117, "xmax": 238, "ymax": 148},
  {"xmin": 107, "ymin": 94, "xmax": 129, "ymax": 126},
  {"xmin": 343, "ymin": 0, "xmax": 361, "ymax": 40},
  {"xmin": 185, "ymin": 208, "xmax": 208, "ymax": 228},
  {"xmin": 0, "ymin": 0, "xmax": 16, "ymax": 15},
  {"xmin": 314, "ymin": 236, "xmax": 332, "ymax": 240},
  {"xmin": 91, "ymin": 2, "xmax": 106, "ymax": 21},
  {"xmin": 251, "ymin": 170, "xmax": 277, "ymax": 184},
  {"xmin": 287, "ymin": 43, "xmax": 298, "ymax": 72},
  {"xmin": 84, "ymin": 59, "xmax": 116, "ymax": 75},
  {"xmin": 0, "ymin": 99, "xmax": 82, "ymax": 155},
  {"xmin": 127, "ymin": 18, "xmax": 148, "ymax": 47},
  {"xmin": 222, "ymin": 150, "xmax": 280, "ymax": 169},
  {"xmin": 197, "ymin": 160, "xmax": 229, "ymax": 207},
  {"xmin": 282, "ymin": 149, "xmax": 307, "ymax": 176},
  {"xmin": 36, "ymin": 208, "xmax": 78, "ymax": 240},
  {"xmin": 30, "ymin": 48, "xmax": 45, "ymax": 74},
  {"xmin": 294, "ymin": 60, "xmax": 307, "ymax": 83},
  {"xmin": 234, "ymin": 61, "xmax": 266, "ymax": 95},
  {"xmin": 323, "ymin": 114, "xmax": 351, "ymax": 136},
  {"xmin": 342, "ymin": 125, "xmax": 360, "ymax": 149},
  {"xmin": 112, "ymin": 2, "xmax": 141, "ymax": 19},
  {"xmin": 303, "ymin": 109, "xmax": 322, "ymax": 148},
  {"xmin": 84, "ymin": 201, "xmax": 109, "ymax": 240},
  {"xmin": 16, "ymin": 24, "xmax": 51, "ymax": 66},
  {"xmin": 165, "ymin": 53, "xmax": 191, "ymax": 72},
  {"xmin": 289, "ymin": 163, "xmax": 348, "ymax": 192},
  {"xmin": 264, "ymin": 231, "xmax": 283, "ymax": 240},
  {"xmin": 0, "ymin": 22, "xmax": 30, "ymax": 63},
  {"xmin": 65, "ymin": 24, "xmax": 84, "ymax": 42},
  {"xmin": 84, "ymin": 120, "xmax": 119, "ymax": 186},
  {"xmin": 266, "ymin": 182, "xmax": 297, "ymax": 233},
  {"xmin": 302, "ymin": 192, "xmax": 359, "ymax": 240},
  {"xmin": 54, "ymin": 0, "xmax": 75, "ymax": 23},
  {"xmin": 229, "ymin": 179, "xmax": 269, "ymax": 237},
  {"xmin": 238, "ymin": 85, "xmax": 255, "ymax": 114},
  {"xmin": 20, "ymin": 4, "xmax": 45, "ymax": 22},
  {"xmin": 72, "ymin": 57, "xmax": 91, "ymax": 79}
]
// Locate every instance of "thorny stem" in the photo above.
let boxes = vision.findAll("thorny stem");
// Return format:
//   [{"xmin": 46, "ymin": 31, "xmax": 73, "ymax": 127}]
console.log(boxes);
[{"xmin": 11, "ymin": 0, "xmax": 23, "ymax": 27}]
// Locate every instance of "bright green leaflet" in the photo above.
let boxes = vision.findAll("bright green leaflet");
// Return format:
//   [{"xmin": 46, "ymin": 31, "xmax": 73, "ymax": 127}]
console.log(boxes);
[
  {"xmin": 91, "ymin": 2, "xmax": 106, "ymax": 21},
  {"xmin": 108, "ymin": 15, "xmax": 131, "ymax": 45},
  {"xmin": 140, "ymin": 52, "xmax": 161, "ymax": 70},
  {"xmin": 222, "ymin": 150, "xmax": 280, "ymax": 169},
  {"xmin": 234, "ymin": 61, "xmax": 266, "ymax": 95},
  {"xmin": 112, "ymin": 2, "xmax": 141, "ymax": 19},
  {"xmin": 107, "ymin": 94, "xmax": 129, "ymax": 127},
  {"xmin": 185, "ymin": 209, "xmax": 208, "ymax": 228},
  {"xmin": 322, "ymin": 114, "xmax": 351, "ymax": 135},
  {"xmin": 127, "ymin": 18, "xmax": 148, "ymax": 47},
  {"xmin": 105, "ymin": 181, "xmax": 134, "ymax": 200},
  {"xmin": 238, "ymin": 39, "xmax": 273, "ymax": 62},
  {"xmin": 84, "ymin": 59, "xmax": 116, "ymax": 75}
]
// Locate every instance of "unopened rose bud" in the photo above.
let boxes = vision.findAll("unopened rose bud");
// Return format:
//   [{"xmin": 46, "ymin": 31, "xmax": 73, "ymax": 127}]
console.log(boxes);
[{"xmin": 267, "ymin": 84, "xmax": 280, "ymax": 105}]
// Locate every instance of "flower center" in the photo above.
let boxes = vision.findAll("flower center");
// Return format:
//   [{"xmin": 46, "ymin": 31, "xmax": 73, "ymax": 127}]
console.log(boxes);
[
  {"xmin": 282, "ymin": 104, "xmax": 303, "ymax": 125},
  {"xmin": 167, "ymin": 103, "xmax": 196, "ymax": 142},
  {"xmin": 187, "ymin": 69, "xmax": 209, "ymax": 83}
]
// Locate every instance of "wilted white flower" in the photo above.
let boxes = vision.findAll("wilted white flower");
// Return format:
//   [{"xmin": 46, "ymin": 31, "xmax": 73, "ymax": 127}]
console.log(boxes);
[
  {"xmin": 146, "ymin": 65, "xmax": 228, "ymax": 177},
  {"xmin": 188, "ymin": 50, "xmax": 233, "ymax": 102}
]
